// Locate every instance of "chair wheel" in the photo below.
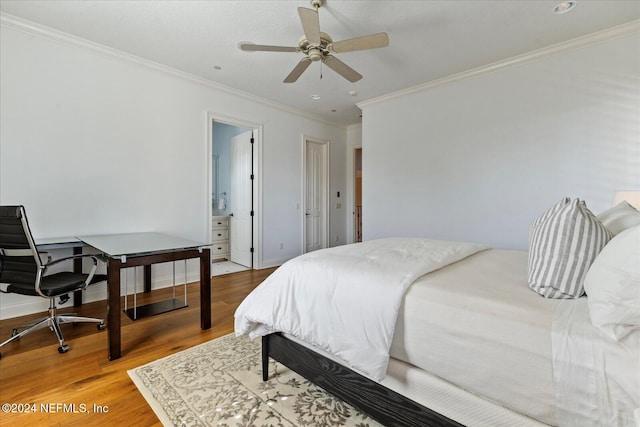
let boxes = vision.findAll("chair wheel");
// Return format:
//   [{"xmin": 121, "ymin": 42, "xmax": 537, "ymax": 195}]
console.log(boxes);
[
  {"xmin": 58, "ymin": 344, "xmax": 70, "ymax": 354},
  {"xmin": 97, "ymin": 323, "xmax": 106, "ymax": 331}
]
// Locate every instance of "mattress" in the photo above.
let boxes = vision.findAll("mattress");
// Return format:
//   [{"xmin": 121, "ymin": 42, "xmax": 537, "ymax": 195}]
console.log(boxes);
[
  {"xmin": 286, "ymin": 331, "xmax": 549, "ymax": 426},
  {"xmin": 390, "ymin": 249, "xmax": 562, "ymax": 426}
]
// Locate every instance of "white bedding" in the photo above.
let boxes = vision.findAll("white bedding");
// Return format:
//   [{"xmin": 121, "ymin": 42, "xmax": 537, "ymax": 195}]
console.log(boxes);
[
  {"xmin": 391, "ymin": 248, "xmax": 639, "ymax": 426},
  {"xmin": 235, "ymin": 237, "xmax": 488, "ymax": 380},
  {"xmin": 391, "ymin": 249, "xmax": 561, "ymax": 425},
  {"xmin": 235, "ymin": 239, "xmax": 639, "ymax": 426},
  {"xmin": 286, "ymin": 332, "xmax": 549, "ymax": 427},
  {"xmin": 552, "ymin": 298, "xmax": 640, "ymax": 427}
]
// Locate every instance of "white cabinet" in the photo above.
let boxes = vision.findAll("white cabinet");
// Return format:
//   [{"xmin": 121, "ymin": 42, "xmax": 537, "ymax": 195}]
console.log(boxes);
[{"xmin": 211, "ymin": 216, "xmax": 230, "ymax": 261}]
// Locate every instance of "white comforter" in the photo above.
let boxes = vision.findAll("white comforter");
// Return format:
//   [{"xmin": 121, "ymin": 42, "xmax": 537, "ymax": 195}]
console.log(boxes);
[{"xmin": 234, "ymin": 237, "xmax": 488, "ymax": 380}]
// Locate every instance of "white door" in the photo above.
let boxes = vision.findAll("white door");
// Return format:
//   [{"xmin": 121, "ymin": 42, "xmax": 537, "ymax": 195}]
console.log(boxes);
[
  {"xmin": 304, "ymin": 139, "xmax": 328, "ymax": 253},
  {"xmin": 230, "ymin": 130, "xmax": 253, "ymax": 267}
]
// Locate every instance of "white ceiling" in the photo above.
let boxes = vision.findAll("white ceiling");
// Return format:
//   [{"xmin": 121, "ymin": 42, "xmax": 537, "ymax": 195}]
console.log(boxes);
[{"xmin": 1, "ymin": 0, "xmax": 638, "ymax": 127}]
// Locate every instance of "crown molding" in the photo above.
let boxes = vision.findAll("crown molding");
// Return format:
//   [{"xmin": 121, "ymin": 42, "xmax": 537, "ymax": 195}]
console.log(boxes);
[
  {"xmin": 0, "ymin": 12, "xmax": 348, "ymax": 130},
  {"xmin": 358, "ymin": 20, "xmax": 640, "ymax": 110}
]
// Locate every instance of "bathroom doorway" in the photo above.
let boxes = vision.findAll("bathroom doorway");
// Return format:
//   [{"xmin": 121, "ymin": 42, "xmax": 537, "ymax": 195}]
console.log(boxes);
[{"xmin": 209, "ymin": 117, "xmax": 262, "ymax": 275}]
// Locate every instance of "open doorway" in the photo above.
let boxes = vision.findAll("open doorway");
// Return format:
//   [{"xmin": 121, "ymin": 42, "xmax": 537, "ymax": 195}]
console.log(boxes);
[{"xmin": 208, "ymin": 115, "xmax": 262, "ymax": 276}]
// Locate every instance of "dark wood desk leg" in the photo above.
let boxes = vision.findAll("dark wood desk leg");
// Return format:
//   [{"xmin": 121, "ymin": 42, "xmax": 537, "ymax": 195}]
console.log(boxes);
[
  {"xmin": 200, "ymin": 248, "xmax": 211, "ymax": 330},
  {"xmin": 73, "ymin": 247, "xmax": 83, "ymax": 307},
  {"xmin": 144, "ymin": 265, "xmax": 152, "ymax": 293},
  {"xmin": 107, "ymin": 259, "xmax": 122, "ymax": 360}
]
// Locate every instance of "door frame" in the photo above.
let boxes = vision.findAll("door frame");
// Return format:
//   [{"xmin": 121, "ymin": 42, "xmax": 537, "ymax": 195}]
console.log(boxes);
[
  {"xmin": 353, "ymin": 147, "xmax": 363, "ymax": 243},
  {"xmin": 301, "ymin": 135, "xmax": 330, "ymax": 253},
  {"xmin": 346, "ymin": 129, "xmax": 362, "ymax": 244},
  {"xmin": 206, "ymin": 112, "xmax": 263, "ymax": 269}
]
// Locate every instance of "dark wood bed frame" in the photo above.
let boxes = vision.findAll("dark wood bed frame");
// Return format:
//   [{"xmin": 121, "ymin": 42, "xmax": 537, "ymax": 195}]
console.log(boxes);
[{"xmin": 262, "ymin": 332, "xmax": 463, "ymax": 427}]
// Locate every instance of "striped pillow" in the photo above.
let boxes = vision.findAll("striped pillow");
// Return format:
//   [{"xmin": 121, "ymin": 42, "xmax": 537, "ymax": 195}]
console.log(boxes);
[{"xmin": 528, "ymin": 197, "xmax": 612, "ymax": 298}]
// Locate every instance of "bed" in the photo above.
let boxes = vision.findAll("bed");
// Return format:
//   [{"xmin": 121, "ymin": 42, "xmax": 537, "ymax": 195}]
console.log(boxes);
[{"xmin": 235, "ymin": 200, "xmax": 640, "ymax": 427}]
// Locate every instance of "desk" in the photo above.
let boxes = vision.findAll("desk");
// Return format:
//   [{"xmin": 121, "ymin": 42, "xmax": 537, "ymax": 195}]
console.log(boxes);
[{"xmin": 77, "ymin": 232, "xmax": 211, "ymax": 360}]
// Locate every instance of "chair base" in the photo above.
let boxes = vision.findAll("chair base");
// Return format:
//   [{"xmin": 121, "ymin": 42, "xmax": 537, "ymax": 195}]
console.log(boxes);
[{"xmin": 0, "ymin": 303, "xmax": 105, "ymax": 358}]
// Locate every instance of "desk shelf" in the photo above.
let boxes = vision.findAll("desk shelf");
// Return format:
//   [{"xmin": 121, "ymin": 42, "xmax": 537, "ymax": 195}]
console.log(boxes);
[{"xmin": 124, "ymin": 298, "xmax": 188, "ymax": 321}]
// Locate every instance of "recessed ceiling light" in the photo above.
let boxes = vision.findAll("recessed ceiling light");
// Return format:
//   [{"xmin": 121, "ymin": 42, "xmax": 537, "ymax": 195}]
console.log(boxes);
[
  {"xmin": 553, "ymin": 1, "xmax": 576, "ymax": 14},
  {"xmin": 311, "ymin": 94, "xmax": 321, "ymax": 100},
  {"xmin": 348, "ymin": 90, "xmax": 357, "ymax": 97}
]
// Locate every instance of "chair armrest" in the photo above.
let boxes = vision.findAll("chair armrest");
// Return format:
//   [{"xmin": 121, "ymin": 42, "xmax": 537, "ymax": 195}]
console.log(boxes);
[
  {"xmin": 44, "ymin": 253, "xmax": 99, "ymax": 268},
  {"xmin": 43, "ymin": 254, "xmax": 100, "ymax": 288}
]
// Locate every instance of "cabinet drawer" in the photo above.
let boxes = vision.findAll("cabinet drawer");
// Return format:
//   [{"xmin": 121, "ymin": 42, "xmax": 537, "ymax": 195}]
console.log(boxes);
[
  {"xmin": 212, "ymin": 218, "xmax": 229, "ymax": 228},
  {"xmin": 211, "ymin": 242, "xmax": 229, "ymax": 256},
  {"xmin": 211, "ymin": 229, "xmax": 229, "ymax": 242}
]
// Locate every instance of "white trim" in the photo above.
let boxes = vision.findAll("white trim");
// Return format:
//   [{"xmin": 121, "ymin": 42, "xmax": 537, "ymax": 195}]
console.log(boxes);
[
  {"xmin": 260, "ymin": 255, "xmax": 292, "ymax": 269},
  {"xmin": 358, "ymin": 20, "xmax": 640, "ymax": 109},
  {"xmin": 206, "ymin": 112, "xmax": 264, "ymax": 269},
  {"xmin": 0, "ymin": 12, "xmax": 348, "ymax": 130}
]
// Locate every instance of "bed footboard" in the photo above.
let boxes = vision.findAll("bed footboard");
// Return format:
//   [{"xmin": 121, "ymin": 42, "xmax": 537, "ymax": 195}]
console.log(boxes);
[{"xmin": 262, "ymin": 332, "xmax": 462, "ymax": 427}]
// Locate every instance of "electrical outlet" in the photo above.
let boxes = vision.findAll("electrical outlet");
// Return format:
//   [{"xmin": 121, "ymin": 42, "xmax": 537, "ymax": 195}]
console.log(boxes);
[
  {"xmin": 335, "ymin": 235, "xmax": 339, "ymax": 242},
  {"xmin": 280, "ymin": 242, "xmax": 284, "ymax": 250},
  {"xmin": 336, "ymin": 203, "xmax": 342, "ymax": 209}
]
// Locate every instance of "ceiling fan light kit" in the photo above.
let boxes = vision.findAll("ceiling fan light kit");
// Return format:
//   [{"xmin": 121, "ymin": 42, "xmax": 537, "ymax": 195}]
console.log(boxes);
[{"xmin": 238, "ymin": 0, "xmax": 389, "ymax": 83}]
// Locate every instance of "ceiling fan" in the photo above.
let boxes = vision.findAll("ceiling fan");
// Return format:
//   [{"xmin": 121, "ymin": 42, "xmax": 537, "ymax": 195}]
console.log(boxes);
[{"xmin": 239, "ymin": 0, "xmax": 389, "ymax": 83}]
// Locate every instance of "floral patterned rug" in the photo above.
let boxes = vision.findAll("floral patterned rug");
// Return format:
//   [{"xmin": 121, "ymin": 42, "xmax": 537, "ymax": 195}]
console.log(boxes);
[{"xmin": 128, "ymin": 333, "xmax": 382, "ymax": 427}]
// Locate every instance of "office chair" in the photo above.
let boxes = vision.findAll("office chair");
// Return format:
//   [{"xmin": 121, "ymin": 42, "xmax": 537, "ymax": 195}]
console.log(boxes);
[{"xmin": 0, "ymin": 205, "xmax": 106, "ymax": 358}]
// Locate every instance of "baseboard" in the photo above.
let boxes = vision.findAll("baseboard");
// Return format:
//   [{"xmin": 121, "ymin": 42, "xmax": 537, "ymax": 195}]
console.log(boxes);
[{"xmin": 260, "ymin": 257, "xmax": 288, "ymax": 269}]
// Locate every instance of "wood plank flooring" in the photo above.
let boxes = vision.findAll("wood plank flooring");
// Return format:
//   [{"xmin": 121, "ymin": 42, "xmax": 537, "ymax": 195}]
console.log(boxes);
[{"xmin": 0, "ymin": 268, "xmax": 276, "ymax": 427}]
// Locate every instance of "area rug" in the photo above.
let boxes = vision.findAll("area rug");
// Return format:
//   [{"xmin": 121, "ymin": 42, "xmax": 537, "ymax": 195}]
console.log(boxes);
[{"xmin": 128, "ymin": 333, "xmax": 382, "ymax": 426}]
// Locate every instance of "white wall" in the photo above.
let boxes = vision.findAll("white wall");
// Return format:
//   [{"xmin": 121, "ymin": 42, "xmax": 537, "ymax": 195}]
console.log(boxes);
[
  {"xmin": 360, "ymin": 30, "xmax": 639, "ymax": 250},
  {"xmin": 0, "ymin": 21, "xmax": 348, "ymax": 318}
]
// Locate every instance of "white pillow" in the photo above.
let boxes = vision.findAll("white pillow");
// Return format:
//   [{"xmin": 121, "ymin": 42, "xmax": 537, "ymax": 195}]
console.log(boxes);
[
  {"xmin": 597, "ymin": 201, "xmax": 640, "ymax": 236},
  {"xmin": 528, "ymin": 197, "xmax": 612, "ymax": 298},
  {"xmin": 584, "ymin": 225, "xmax": 640, "ymax": 341}
]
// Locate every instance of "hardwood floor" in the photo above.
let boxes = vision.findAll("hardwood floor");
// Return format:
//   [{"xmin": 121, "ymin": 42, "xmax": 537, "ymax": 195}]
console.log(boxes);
[{"xmin": 0, "ymin": 268, "xmax": 275, "ymax": 427}]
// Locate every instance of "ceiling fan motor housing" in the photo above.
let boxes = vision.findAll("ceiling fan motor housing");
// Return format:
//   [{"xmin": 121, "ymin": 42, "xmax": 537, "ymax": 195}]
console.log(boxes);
[
  {"xmin": 298, "ymin": 32, "xmax": 333, "ymax": 61},
  {"xmin": 308, "ymin": 48, "xmax": 323, "ymax": 61}
]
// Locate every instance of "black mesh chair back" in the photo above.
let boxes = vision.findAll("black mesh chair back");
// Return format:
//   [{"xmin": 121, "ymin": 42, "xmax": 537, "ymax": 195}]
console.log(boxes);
[
  {"xmin": 0, "ymin": 206, "xmax": 41, "ymax": 291},
  {"xmin": 0, "ymin": 205, "xmax": 105, "ymax": 357}
]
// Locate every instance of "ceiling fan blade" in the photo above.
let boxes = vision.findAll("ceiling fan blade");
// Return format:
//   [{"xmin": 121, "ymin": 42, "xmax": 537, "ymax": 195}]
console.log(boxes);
[
  {"xmin": 329, "ymin": 32, "xmax": 389, "ymax": 53},
  {"xmin": 323, "ymin": 56, "xmax": 363, "ymax": 83},
  {"xmin": 239, "ymin": 43, "xmax": 298, "ymax": 53},
  {"xmin": 298, "ymin": 7, "xmax": 321, "ymax": 45},
  {"xmin": 284, "ymin": 57, "xmax": 313, "ymax": 83}
]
